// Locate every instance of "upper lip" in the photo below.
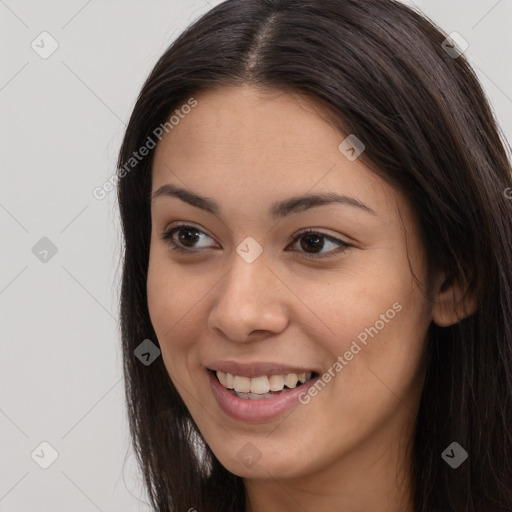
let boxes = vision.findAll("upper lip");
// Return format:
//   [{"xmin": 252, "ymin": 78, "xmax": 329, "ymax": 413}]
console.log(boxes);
[{"xmin": 207, "ymin": 360, "xmax": 317, "ymax": 378}]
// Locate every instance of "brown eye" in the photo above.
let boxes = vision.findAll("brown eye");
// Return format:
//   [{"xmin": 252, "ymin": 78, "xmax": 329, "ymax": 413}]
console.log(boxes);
[
  {"xmin": 288, "ymin": 229, "xmax": 351, "ymax": 259},
  {"xmin": 160, "ymin": 224, "xmax": 351, "ymax": 259},
  {"xmin": 175, "ymin": 226, "xmax": 202, "ymax": 247},
  {"xmin": 299, "ymin": 232, "xmax": 324, "ymax": 253},
  {"xmin": 161, "ymin": 225, "xmax": 215, "ymax": 253}
]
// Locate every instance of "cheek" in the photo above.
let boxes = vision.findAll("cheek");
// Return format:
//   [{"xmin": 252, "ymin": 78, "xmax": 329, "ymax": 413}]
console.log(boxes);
[
  {"xmin": 147, "ymin": 259, "xmax": 177, "ymax": 342},
  {"xmin": 147, "ymin": 245, "xmax": 200, "ymax": 335},
  {"xmin": 147, "ymin": 252, "xmax": 193, "ymax": 370},
  {"xmin": 292, "ymin": 259, "xmax": 418, "ymax": 349},
  {"xmin": 308, "ymin": 257, "xmax": 431, "ymax": 408},
  {"xmin": 146, "ymin": 249, "xmax": 218, "ymax": 383}
]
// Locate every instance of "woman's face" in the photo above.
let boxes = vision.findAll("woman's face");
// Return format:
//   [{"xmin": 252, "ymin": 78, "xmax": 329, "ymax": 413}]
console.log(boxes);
[{"xmin": 147, "ymin": 84, "xmax": 436, "ymax": 492}]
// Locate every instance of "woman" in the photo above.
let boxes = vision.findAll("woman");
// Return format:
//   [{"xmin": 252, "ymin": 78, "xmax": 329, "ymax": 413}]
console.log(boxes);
[{"xmin": 116, "ymin": 0, "xmax": 512, "ymax": 510}]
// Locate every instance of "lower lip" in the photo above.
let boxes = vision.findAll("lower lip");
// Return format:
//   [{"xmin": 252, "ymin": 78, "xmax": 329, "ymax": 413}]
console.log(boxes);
[{"xmin": 207, "ymin": 370, "xmax": 320, "ymax": 423}]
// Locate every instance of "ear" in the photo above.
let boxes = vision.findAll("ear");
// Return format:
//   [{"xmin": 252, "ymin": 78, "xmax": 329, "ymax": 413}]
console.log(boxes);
[{"xmin": 431, "ymin": 272, "xmax": 478, "ymax": 327}]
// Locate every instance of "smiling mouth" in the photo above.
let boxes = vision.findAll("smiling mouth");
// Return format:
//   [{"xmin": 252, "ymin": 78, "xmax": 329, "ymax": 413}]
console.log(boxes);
[{"xmin": 208, "ymin": 369, "xmax": 319, "ymax": 400}]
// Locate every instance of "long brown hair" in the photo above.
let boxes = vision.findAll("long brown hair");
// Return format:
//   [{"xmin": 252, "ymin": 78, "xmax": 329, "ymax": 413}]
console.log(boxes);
[{"xmin": 116, "ymin": 1, "xmax": 512, "ymax": 510}]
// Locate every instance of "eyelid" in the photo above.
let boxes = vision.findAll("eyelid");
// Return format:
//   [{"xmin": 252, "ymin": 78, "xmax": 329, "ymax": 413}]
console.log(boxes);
[
  {"xmin": 163, "ymin": 221, "xmax": 214, "ymax": 238},
  {"xmin": 163, "ymin": 221, "xmax": 350, "ymax": 243},
  {"xmin": 160, "ymin": 222, "xmax": 353, "ymax": 258},
  {"xmin": 287, "ymin": 227, "xmax": 352, "ymax": 259},
  {"xmin": 290, "ymin": 226, "xmax": 351, "ymax": 244}
]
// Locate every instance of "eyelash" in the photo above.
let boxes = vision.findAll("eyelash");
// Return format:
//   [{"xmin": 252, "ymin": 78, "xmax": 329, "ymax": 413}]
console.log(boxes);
[{"xmin": 160, "ymin": 223, "xmax": 352, "ymax": 259}]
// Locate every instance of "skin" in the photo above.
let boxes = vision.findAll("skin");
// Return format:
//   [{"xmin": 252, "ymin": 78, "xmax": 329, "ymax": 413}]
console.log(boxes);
[{"xmin": 147, "ymin": 84, "xmax": 475, "ymax": 512}]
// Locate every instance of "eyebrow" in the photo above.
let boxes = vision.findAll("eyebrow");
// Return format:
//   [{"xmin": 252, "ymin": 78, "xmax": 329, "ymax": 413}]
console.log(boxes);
[{"xmin": 152, "ymin": 184, "xmax": 377, "ymax": 220}]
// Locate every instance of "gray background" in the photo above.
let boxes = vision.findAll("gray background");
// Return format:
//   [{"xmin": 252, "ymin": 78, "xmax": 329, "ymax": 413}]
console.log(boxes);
[{"xmin": 1, "ymin": 1, "xmax": 511, "ymax": 510}]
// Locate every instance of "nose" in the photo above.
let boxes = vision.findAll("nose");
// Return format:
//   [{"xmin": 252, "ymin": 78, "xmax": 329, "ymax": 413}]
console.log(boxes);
[{"xmin": 207, "ymin": 251, "xmax": 289, "ymax": 343}]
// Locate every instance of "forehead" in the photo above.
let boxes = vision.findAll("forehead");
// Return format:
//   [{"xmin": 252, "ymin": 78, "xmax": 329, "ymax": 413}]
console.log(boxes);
[
  {"xmin": 150, "ymin": 85, "xmax": 404, "ymax": 228},
  {"xmin": 154, "ymin": 86, "xmax": 375, "ymax": 179},
  {"xmin": 156, "ymin": 85, "xmax": 342, "ymax": 157}
]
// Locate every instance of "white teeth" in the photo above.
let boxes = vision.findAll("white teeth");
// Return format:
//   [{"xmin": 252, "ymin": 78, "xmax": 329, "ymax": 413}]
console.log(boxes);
[
  {"xmin": 215, "ymin": 370, "xmax": 313, "ymax": 395},
  {"xmin": 233, "ymin": 375, "xmax": 251, "ymax": 393},
  {"xmin": 284, "ymin": 373, "xmax": 299, "ymax": 389},
  {"xmin": 250, "ymin": 376, "xmax": 270, "ymax": 394},
  {"xmin": 217, "ymin": 371, "xmax": 227, "ymax": 387},
  {"xmin": 269, "ymin": 374, "xmax": 285, "ymax": 391}
]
